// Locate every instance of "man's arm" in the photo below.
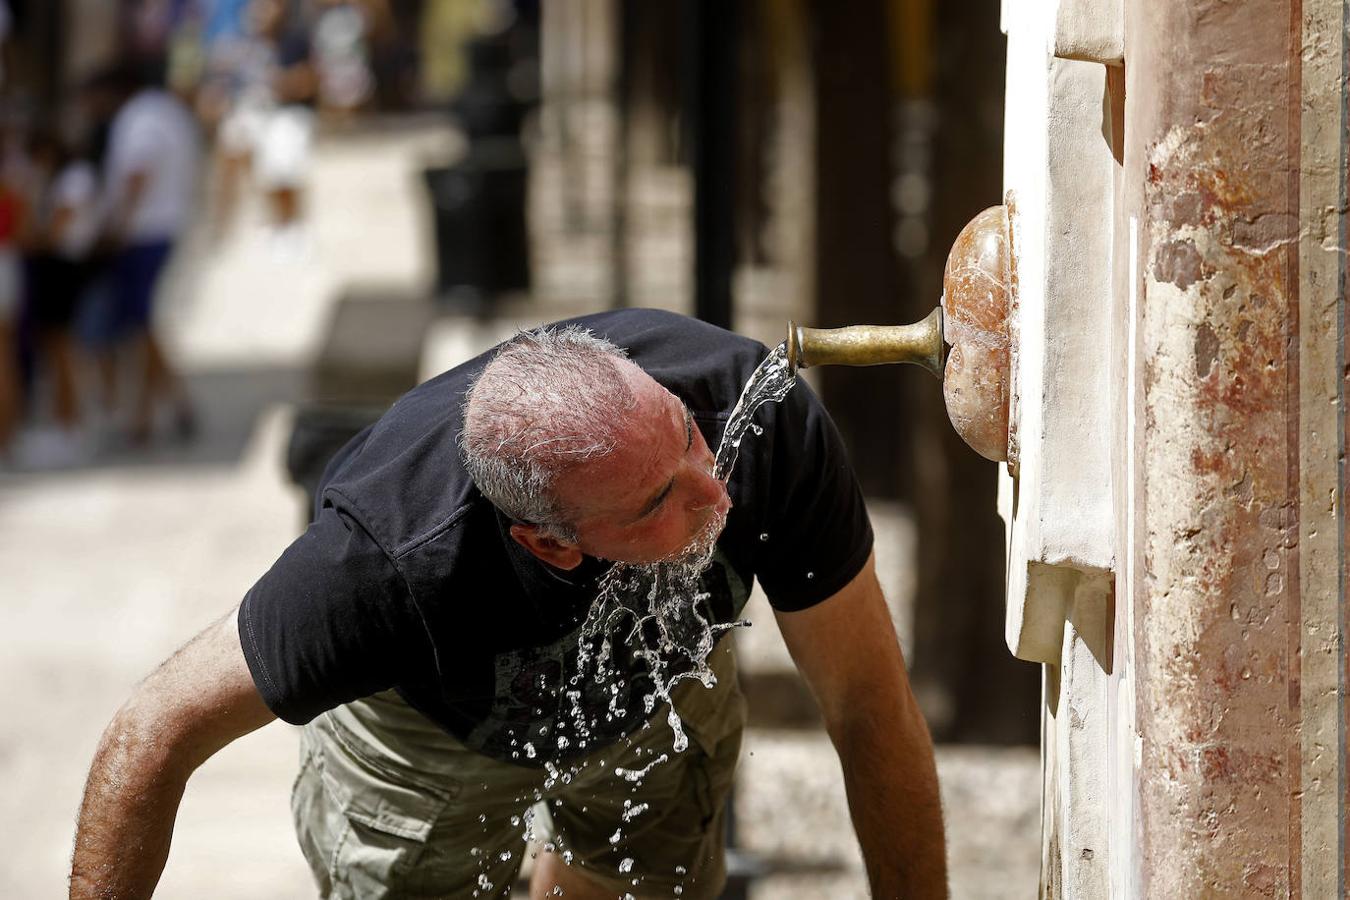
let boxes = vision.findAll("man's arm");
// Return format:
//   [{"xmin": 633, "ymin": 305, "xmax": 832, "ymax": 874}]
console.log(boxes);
[
  {"xmin": 69, "ymin": 609, "xmax": 276, "ymax": 899},
  {"xmin": 774, "ymin": 551, "xmax": 948, "ymax": 899}
]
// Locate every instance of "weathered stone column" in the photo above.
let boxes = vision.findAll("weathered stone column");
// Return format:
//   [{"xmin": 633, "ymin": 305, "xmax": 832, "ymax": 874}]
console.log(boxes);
[
  {"xmin": 993, "ymin": 0, "xmax": 1347, "ymax": 893},
  {"xmin": 1123, "ymin": 0, "xmax": 1347, "ymax": 893}
]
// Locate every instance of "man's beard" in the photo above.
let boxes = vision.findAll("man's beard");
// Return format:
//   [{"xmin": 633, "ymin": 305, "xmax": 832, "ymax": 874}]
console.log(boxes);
[{"xmin": 664, "ymin": 506, "xmax": 728, "ymax": 570}]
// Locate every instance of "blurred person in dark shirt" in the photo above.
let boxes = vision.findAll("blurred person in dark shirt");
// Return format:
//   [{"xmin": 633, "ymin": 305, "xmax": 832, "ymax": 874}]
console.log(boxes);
[{"xmin": 17, "ymin": 128, "xmax": 102, "ymax": 465}]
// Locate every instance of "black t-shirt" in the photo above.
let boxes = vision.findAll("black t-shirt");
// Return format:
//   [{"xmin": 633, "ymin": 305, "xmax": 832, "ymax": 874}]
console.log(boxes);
[{"xmin": 239, "ymin": 309, "xmax": 873, "ymax": 765}]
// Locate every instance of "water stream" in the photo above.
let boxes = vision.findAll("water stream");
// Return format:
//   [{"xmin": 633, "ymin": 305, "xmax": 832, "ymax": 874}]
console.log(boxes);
[
  {"xmin": 570, "ymin": 342, "xmax": 796, "ymax": 755},
  {"xmin": 489, "ymin": 344, "xmax": 798, "ymax": 893}
]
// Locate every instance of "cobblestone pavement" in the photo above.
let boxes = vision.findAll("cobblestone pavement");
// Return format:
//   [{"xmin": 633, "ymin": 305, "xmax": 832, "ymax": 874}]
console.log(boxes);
[{"xmin": 0, "ymin": 117, "xmax": 1037, "ymax": 898}]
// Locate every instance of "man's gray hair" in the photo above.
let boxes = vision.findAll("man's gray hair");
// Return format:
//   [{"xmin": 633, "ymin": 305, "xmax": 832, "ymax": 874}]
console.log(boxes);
[{"xmin": 461, "ymin": 325, "xmax": 637, "ymax": 541}]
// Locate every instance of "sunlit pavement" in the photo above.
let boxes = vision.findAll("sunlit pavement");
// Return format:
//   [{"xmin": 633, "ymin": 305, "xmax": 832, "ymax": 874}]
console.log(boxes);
[{"xmin": 0, "ymin": 116, "xmax": 1036, "ymax": 899}]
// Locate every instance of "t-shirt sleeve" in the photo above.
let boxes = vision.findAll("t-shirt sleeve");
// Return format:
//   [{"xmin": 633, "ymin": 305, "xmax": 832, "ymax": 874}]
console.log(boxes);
[
  {"xmin": 112, "ymin": 117, "xmax": 164, "ymax": 176},
  {"xmin": 751, "ymin": 378, "xmax": 874, "ymax": 612},
  {"xmin": 237, "ymin": 503, "xmax": 429, "ymax": 724}
]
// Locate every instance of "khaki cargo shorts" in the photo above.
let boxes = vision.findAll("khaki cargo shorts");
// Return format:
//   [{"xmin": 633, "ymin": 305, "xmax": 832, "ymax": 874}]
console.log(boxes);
[{"xmin": 292, "ymin": 641, "xmax": 746, "ymax": 899}]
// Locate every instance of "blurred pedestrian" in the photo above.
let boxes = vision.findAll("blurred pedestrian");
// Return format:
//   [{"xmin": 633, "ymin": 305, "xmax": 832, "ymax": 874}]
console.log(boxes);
[
  {"xmin": 84, "ymin": 64, "xmax": 201, "ymax": 445},
  {"xmin": 207, "ymin": 0, "xmax": 316, "ymax": 247},
  {"xmin": 198, "ymin": 0, "xmax": 269, "ymax": 232},
  {"xmin": 250, "ymin": 0, "xmax": 317, "ymax": 247},
  {"xmin": 312, "ymin": 0, "xmax": 374, "ymax": 118},
  {"xmin": 18, "ymin": 128, "xmax": 102, "ymax": 465}
]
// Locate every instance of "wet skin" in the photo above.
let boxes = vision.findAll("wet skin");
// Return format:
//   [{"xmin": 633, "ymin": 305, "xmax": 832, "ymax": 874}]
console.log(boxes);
[{"xmin": 509, "ymin": 360, "xmax": 732, "ymax": 569}]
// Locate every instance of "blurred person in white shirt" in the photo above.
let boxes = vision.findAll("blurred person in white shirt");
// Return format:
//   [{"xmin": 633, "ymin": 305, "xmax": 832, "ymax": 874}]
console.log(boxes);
[
  {"xmin": 83, "ymin": 64, "xmax": 201, "ymax": 445},
  {"xmin": 250, "ymin": 0, "xmax": 317, "ymax": 249},
  {"xmin": 205, "ymin": 0, "xmax": 316, "ymax": 249},
  {"xmin": 313, "ymin": 0, "xmax": 374, "ymax": 116}
]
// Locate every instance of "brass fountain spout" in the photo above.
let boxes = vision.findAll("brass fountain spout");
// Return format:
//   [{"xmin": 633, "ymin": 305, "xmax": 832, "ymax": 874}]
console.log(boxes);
[
  {"xmin": 786, "ymin": 306, "xmax": 945, "ymax": 378},
  {"xmin": 782, "ymin": 202, "xmax": 1017, "ymax": 464}
]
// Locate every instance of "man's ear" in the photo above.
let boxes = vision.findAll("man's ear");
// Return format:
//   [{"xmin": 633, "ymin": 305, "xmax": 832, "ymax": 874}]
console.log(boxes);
[{"xmin": 509, "ymin": 523, "xmax": 584, "ymax": 570}]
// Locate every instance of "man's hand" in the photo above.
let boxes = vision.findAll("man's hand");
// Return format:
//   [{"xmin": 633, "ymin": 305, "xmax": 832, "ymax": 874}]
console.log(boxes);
[
  {"xmin": 69, "ymin": 609, "xmax": 275, "ymax": 899},
  {"xmin": 774, "ymin": 552, "xmax": 948, "ymax": 899},
  {"xmin": 101, "ymin": 169, "xmax": 149, "ymax": 253}
]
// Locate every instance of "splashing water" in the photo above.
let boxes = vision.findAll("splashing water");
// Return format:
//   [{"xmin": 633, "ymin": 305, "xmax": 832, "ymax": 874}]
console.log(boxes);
[
  {"xmin": 714, "ymin": 342, "xmax": 796, "ymax": 480},
  {"xmin": 501, "ymin": 344, "xmax": 798, "ymax": 864},
  {"xmin": 571, "ymin": 342, "xmax": 798, "ymax": 753},
  {"xmin": 614, "ymin": 753, "xmax": 670, "ymax": 782}
]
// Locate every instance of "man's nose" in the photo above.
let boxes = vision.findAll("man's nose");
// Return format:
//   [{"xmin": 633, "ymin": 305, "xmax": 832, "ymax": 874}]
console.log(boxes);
[{"xmin": 691, "ymin": 469, "xmax": 730, "ymax": 513}]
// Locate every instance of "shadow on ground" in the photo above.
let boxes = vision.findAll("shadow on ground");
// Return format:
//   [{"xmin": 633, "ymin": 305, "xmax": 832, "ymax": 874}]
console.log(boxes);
[{"xmin": 1, "ymin": 365, "xmax": 306, "ymax": 479}]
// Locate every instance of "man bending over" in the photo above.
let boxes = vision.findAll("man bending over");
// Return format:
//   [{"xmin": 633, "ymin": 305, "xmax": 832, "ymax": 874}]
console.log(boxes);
[{"xmin": 69, "ymin": 308, "xmax": 947, "ymax": 899}]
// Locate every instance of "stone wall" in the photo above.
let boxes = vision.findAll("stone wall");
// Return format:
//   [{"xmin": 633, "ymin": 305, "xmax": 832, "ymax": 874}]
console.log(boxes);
[{"xmin": 1001, "ymin": 0, "xmax": 1350, "ymax": 894}]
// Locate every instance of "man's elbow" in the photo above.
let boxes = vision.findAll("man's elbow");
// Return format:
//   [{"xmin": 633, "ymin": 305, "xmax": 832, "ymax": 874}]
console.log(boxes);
[{"xmin": 95, "ymin": 691, "xmax": 202, "ymax": 785}]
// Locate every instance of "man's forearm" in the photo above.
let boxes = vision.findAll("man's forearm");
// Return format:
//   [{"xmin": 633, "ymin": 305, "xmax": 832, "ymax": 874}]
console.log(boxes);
[
  {"xmin": 70, "ymin": 712, "xmax": 192, "ymax": 899},
  {"xmin": 71, "ymin": 611, "xmax": 276, "ymax": 898},
  {"xmin": 106, "ymin": 171, "xmax": 149, "ymax": 248},
  {"xmin": 833, "ymin": 693, "xmax": 947, "ymax": 899}
]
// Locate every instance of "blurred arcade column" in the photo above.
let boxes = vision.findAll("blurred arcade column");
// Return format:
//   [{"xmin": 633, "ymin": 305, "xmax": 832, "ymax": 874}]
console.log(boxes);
[
  {"xmin": 877, "ymin": 0, "xmax": 1042, "ymax": 746},
  {"xmin": 1, "ymin": 0, "xmax": 118, "ymax": 109}
]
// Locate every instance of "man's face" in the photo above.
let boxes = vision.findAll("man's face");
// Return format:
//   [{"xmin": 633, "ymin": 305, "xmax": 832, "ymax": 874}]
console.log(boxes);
[{"xmin": 551, "ymin": 361, "xmax": 732, "ymax": 565}]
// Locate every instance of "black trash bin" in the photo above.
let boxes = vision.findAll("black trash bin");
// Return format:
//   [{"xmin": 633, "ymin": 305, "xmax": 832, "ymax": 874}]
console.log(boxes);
[
  {"xmin": 452, "ymin": 35, "xmax": 529, "ymax": 140},
  {"xmin": 424, "ymin": 139, "xmax": 530, "ymax": 309}
]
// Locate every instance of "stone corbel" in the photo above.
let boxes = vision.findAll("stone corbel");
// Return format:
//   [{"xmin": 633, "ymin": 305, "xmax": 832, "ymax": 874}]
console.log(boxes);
[{"xmin": 1052, "ymin": 0, "xmax": 1124, "ymax": 67}]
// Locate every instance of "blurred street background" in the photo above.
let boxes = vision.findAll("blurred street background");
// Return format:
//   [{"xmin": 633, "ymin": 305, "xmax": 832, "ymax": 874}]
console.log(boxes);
[{"xmin": 0, "ymin": 1, "xmax": 1039, "ymax": 897}]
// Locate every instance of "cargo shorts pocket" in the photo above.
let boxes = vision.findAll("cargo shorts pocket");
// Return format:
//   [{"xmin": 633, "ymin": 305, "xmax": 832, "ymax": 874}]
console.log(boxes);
[
  {"xmin": 295, "ymin": 722, "xmax": 458, "ymax": 899},
  {"xmin": 679, "ymin": 686, "xmax": 747, "ymax": 828}
]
